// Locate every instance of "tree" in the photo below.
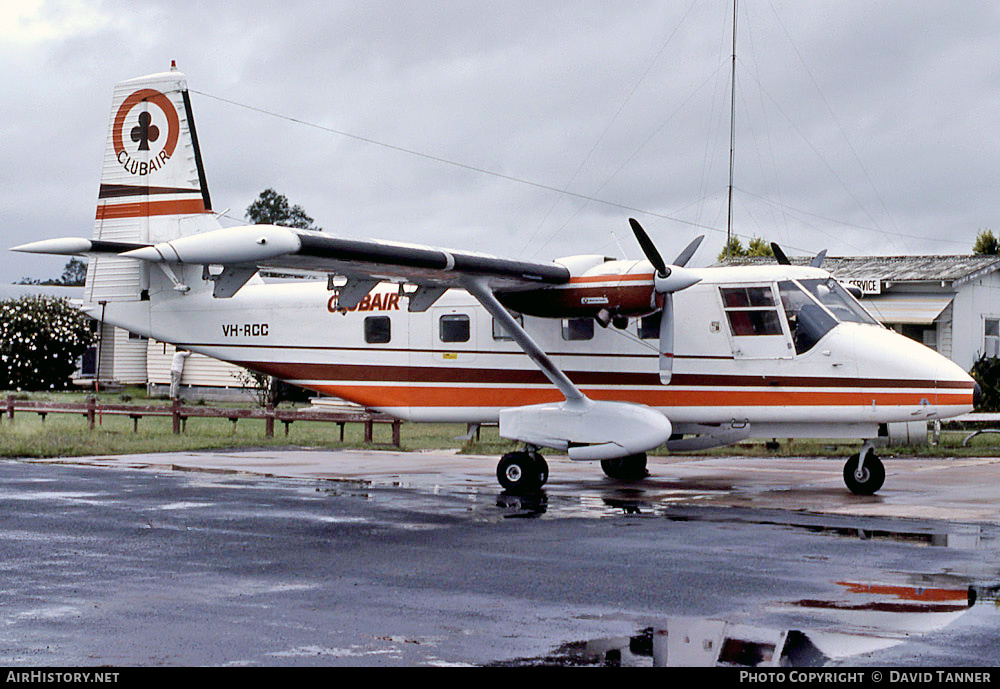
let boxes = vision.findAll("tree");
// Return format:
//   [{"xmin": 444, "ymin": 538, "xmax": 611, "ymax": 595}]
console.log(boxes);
[
  {"xmin": 971, "ymin": 353, "xmax": 1000, "ymax": 411},
  {"xmin": 58, "ymin": 258, "xmax": 88, "ymax": 286},
  {"xmin": 0, "ymin": 296, "xmax": 93, "ymax": 390},
  {"xmin": 973, "ymin": 228, "xmax": 999, "ymax": 255},
  {"xmin": 746, "ymin": 236, "xmax": 775, "ymax": 258},
  {"xmin": 245, "ymin": 188, "xmax": 321, "ymax": 230},
  {"xmin": 17, "ymin": 258, "xmax": 88, "ymax": 287},
  {"xmin": 717, "ymin": 236, "xmax": 745, "ymax": 261},
  {"xmin": 719, "ymin": 235, "xmax": 775, "ymax": 261}
]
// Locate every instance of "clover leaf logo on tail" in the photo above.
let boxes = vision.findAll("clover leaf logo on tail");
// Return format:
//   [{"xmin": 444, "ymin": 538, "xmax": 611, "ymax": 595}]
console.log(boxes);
[{"xmin": 112, "ymin": 88, "xmax": 179, "ymax": 176}]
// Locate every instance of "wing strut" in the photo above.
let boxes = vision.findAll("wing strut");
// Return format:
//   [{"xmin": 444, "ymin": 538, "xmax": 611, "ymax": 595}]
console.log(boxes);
[{"xmin": 461, "ymin": 277, "xmax": 590, "ymax": 409}]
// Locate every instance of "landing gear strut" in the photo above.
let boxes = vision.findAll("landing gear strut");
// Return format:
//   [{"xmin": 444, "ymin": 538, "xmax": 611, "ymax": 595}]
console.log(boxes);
[
  {"xmin": 843, "ymin": 443, "xmax": 885, "ymax": 495},
  {"xmin": 497, "ymin": 450, "xmax": 549, "ymax": 492},
  {"xmin": 600, "ymin": 453, "xmax": 649, "ymax": 480}
]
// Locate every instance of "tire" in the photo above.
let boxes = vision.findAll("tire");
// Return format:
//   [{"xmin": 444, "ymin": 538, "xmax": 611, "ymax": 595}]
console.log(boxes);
[
  {"xmin": 843, "ymin": 451, "xmax": 885, "ymax": 495},
  {"xmin": 497, "ymin": 451, "xmax": 545, "ymax": 492},
  {"xmin": 531, "ymin": 452, "xmax": 549, "ymax": 487},
  {"xmin": 600, "ymin": 453, "xmax": 649, "ymax": 480}
]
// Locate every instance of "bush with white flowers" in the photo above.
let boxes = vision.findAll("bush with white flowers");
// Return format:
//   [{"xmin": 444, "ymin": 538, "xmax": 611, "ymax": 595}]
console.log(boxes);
[{"xmin": 0, "ymin": 296, "xmax": 93, "ymax": 391}]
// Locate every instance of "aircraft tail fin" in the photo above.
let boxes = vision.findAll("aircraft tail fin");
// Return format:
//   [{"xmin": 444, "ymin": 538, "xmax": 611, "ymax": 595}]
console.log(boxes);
[{"xmin": 87, "ymin": 64, "xmax": 221, "ymax": 304}]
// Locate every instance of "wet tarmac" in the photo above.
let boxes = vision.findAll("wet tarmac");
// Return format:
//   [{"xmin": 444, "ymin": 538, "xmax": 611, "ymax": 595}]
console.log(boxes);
[{"xmin": 2, "ymin": 450, "xmax": 999, "ymax": 667}]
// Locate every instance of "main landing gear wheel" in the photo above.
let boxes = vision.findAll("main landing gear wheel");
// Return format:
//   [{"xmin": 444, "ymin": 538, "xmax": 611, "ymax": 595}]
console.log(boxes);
[
  {"xmin": 497, "ymin": 450, "xmax": 549, "ymax": 492},
  {"xmin": 843, "ymin": 449, "xmax": 885, "ymax": 495},
  {"xmin": 600, "ymin": 453, "xmax": 649, "ymax": 481}
]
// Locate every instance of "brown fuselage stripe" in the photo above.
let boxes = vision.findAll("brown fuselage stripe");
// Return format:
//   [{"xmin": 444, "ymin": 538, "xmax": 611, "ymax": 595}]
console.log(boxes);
[{"xmin": 98, "ymin": 184, "xmax": 203, "ymax": 199}]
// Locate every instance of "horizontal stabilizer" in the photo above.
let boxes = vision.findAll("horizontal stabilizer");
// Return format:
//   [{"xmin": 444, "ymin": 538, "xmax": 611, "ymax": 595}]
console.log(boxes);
[{"xmin": 12, "ymin": 238, "xmax": 148, "ymax": 256}]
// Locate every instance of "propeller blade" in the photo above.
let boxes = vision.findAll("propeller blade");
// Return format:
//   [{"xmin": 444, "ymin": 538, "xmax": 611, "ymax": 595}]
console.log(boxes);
[
  {"xmin": 810, "ymin": 249, "xmax": 827, "ymax": 268},
  {"xmin": 629, "ymin": 218, "xmax": 668, "ymax": 277},
  {"xmin": 771, "ymin": 242, "xmax": 791, "ymax": 266},
  {"xmin": 673, "ymin": 235, "xmax": 705, "ymax": 267},
  {"xmin": 659, "ymin": 294, "xmax": 674, "ymax": 384}
]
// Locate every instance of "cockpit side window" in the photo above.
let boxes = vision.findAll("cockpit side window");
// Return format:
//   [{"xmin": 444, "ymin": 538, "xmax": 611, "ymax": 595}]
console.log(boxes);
[
  {"xmin": 798, "ymin": 278, "xmax": 879, "ymax": 326},
  {"xmin": 778, "ymin": 280, "xmax": 837, "ymax": 354}
]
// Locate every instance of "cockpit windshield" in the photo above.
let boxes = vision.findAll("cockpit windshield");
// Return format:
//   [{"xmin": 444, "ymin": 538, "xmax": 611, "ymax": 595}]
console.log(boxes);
[
  {"xmin": 798, "ymin": 278, "xmax": 879, "ymax": 326},
  {"xmin": 777, "ymin": 278, "xmax": 880, "ymax": 354},
  {"xmin": 778, "ymin": 281, "xmax": 835, "ymax": 354}
]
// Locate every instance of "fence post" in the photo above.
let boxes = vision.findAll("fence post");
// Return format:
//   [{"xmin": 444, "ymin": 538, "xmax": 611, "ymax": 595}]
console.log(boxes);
[
  {"xmin": 172, "ymin": 398, "xmax": 181, "ymax": 434},
  {"xmin": 86, "ymin": 396, "xmax": 96, "ymax": 430},
  {"xmin": 364, "ymin": 419, "xmax": 373, "ymax": 443},
  {"xmin": 392, "ymin": 420, "xmax": 401, "ymax": 447},
  {"xmin": 265, "ymin": 403, "xmax": 274, "ymax": 438}
]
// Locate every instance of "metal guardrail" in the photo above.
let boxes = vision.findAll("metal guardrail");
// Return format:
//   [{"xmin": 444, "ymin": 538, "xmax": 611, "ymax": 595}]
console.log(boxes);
[{"xmin": 0, "ymin": 395, "xmax": 402, "ymax": 446}]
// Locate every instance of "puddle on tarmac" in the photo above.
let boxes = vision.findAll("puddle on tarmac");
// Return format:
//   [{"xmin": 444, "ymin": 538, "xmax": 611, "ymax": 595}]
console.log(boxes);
[{"xmin": 491, "ymin": 581, "xmax": 1000, "ymax": 667}]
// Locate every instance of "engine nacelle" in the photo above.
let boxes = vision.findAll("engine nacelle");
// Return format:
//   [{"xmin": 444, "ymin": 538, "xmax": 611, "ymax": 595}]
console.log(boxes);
[{"xmin": 496, "ymin": 256, "xmax": 658, "ymax": 319}]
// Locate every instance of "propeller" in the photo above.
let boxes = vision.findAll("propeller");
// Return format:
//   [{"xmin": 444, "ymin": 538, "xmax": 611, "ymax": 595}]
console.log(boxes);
[
  {"xmin": 628, "ymin": 219, "xmax": 703, "ymax": 384},
  {"xmin": 771, "ymin": 242, "xmax": 826, "ymax": 268},
  {"xmin": 771, "ymin": 242, "xmax": 791, "ymax": 266},
  {"xmin": 772, "ymin": 241, "xmax": 827, "ymax": 268}
]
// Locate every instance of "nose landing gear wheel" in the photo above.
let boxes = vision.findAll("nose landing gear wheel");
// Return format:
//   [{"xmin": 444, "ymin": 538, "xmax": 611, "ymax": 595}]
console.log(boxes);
[
  {"xmin": 843, "ymin": 450, "xmax": 885, "ymax": 495},
  {"xmin": 600, "ymin": 453, "xmax": 649, "ymax": 480},
  {"xmin": 497, "ymin": 451, "xmax": 548, "ymax": 492}
]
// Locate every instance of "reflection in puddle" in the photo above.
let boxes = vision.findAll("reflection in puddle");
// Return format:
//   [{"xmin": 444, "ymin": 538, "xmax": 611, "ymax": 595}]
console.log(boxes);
[{"xmin": 494, "ymin": 580, "xmax": 990, "ymax": 667}]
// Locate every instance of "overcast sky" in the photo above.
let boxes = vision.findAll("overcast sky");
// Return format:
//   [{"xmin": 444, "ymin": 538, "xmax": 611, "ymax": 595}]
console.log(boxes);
[{"xmin": 3, "ymin": 0, "xmax": 1000, "ymax": 282}]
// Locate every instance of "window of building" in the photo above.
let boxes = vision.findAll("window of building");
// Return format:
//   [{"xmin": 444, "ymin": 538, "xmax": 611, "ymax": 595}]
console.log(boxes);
[
  {"xmin": 986, "ymin": 318, "xmax": 1000, "ymax": 357},
  {"xmin": 720, "ymin": 286, "xmax": 783, "ymax": 337},
  {"xmin": 561, "ymin": 318, "xmax": 594, "ymax": 341},
  {"xmin": 440, "ymin": 314, "xmax": 470, "ymax": 343},
  {"xmin": 364, "ymin": 316, "xmax": 391, "ymax": 344}
]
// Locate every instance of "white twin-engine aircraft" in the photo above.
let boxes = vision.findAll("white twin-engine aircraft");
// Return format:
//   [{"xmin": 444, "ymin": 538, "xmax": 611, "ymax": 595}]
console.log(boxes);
[{"xmin": 15, "ymin": 69, "xmax": 978, "ymax": 495}]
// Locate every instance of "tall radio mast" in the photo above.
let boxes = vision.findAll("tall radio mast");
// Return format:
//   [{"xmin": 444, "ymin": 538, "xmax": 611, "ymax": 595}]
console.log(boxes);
[{"xmin": 726, "ymin": 0, "xmax": 738, "ymax": 257}]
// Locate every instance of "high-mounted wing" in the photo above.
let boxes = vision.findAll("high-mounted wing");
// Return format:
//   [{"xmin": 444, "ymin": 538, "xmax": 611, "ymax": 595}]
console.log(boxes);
[
  {"xmin": 13, "ymin": 223, "xmax": 674, "ymax": 460},
  {"xmin": 15, "ymin": 225, "xmax": 571, "ymax": 308}
]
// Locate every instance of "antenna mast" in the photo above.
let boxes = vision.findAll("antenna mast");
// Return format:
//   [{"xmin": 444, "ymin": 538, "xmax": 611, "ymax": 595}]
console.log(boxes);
[{"xmin": 726, "ymin": 0, "xmax": 738, "ymax": 257}]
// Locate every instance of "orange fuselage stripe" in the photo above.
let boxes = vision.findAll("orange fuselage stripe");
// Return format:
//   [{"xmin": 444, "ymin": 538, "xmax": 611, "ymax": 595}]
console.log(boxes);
[
  {"xmin": 567, "ymin": 273, "xmax": 654, "ymax": 284},
  {"xmin": 305, "ymin": 384, "xmax": 972, "ymax": 409}
]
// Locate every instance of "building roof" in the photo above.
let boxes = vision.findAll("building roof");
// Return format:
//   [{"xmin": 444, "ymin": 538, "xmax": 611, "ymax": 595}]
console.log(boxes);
[{"xmin": 720, "ymin": 255, "xmax": 1000, "ymax": 283}]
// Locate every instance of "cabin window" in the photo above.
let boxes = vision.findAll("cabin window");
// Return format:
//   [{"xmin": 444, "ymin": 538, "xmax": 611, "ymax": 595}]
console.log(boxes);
[
  {"xmin": 364, "ymin": 316, "xmax": 391, "ymax": 344},
  {"xmin": 561, "ymin": 318, "xmax": 594, "ymax": 341},
  {"xmin": 777, "ymin": 281, "xmax": 837, "ymax": 354},
  {"xmin": 638, "ymin": 312, "xmax": 661, "ymax": 339},
  {"xmin": 439, "ymin": 314, "xmax": 470, "ymax": 343},
  {"xmin": 492, "ymin": 312, "xmax": 524, "ymax": 341},
  {"xmin": 985, "ymin": 318, "xmax": 1000, "ymax": 357},
  {"xmin": 719, "ymin": 286, "xmax": 783, "ymax": 337}
]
